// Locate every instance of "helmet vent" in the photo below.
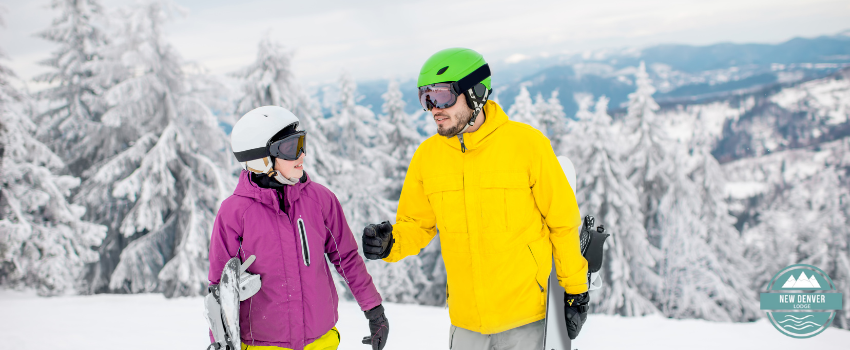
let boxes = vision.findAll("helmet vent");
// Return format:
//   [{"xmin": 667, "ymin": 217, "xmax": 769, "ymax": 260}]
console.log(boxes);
[{"xmin": 437, "ymin": 66, "xmax": 449, "ymax": 75}]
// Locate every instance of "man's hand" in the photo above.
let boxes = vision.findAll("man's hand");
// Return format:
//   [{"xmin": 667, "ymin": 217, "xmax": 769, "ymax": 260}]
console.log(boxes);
[
  {"xmin": 362, "ymin": 221, "xmax": 394, "ymax": 260},
  {"xmin": 361, "ymin": 304, "xmax": 389, "ymax": 350},
  {"xmin": 564, "ymin": 292, "xmax": 589, "ymax": 339}
]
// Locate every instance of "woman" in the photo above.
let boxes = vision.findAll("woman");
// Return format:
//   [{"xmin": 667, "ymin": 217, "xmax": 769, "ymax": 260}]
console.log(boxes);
[{"xmin": 208, "ymin": 106, "xmax": 389, "ymax": 350}]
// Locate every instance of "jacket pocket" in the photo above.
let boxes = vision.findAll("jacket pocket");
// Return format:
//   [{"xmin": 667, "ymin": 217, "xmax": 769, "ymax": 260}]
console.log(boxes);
[
  {"xmin": 480, "ymin": 172, "xmax": 533, "ymax": 248},
  {"xmin": 527, "ymin": 235, "xmax": 552, "ymax": 305},
  {"xmin": 298, "ymin": 218, "xmax": 310, "ymax": 267},
  {"xmin": 423, "ymin": 174, "xmax": 466, "ymax": 233}
]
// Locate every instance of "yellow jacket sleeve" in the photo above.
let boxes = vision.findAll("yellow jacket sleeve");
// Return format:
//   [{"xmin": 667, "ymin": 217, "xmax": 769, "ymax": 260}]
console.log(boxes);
[
  {"xmin": 530, "ymin": 137, "xmax": 588, "ymax": 294},
  {"xmin": 384, "ymin": 149, "xmax": 437, "ymax": 263}
]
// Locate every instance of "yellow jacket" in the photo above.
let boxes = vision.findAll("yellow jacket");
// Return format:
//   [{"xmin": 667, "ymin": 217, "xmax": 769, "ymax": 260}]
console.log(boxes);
[{"xmin": 385, "ymin": 100, "xmax": 588, "ymax": 334}]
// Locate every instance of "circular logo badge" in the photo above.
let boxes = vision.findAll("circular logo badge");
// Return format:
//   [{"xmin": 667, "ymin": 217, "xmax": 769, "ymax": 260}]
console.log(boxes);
[{"xmin": 760, "ymin": 264, "xmax": 844, "ymax": 338}]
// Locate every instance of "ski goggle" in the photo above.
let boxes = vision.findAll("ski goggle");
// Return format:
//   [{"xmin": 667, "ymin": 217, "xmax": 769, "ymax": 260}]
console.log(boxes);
[
  {"xmin": 418, "ymin": 83, "xmax": 460, "ymax": 111},
  {"xmin": 269, "ymin": 131, "xmax": 307, "ymax": 160}
]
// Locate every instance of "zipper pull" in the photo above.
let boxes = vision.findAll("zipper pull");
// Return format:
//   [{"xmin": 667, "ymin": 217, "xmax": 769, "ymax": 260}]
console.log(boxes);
[{"xmin": 457, "ymin": 134, "xmax": 466, "ymax": 153}]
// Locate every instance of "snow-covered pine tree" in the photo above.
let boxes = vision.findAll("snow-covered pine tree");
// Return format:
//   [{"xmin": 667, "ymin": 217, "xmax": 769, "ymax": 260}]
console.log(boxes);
[
  {"xmin": 325, "ymin": 73, "xmax": 386, "ymax": 161},
  {"xmin": 562, "ymin": 95, "xmax": 660, "ymax": 316},
  {"xmin": 230, "ymin": 34, "xmax": 336, "ymax": 184},
  {"xmin": 380, "ymin": 80, "xmax": 421, "ymax": 199},
  {"xmin": 626, "ymin": 62, "xmax": 759, "ymax": 321},
  {"xmin": 625, "ymin": 61, "xmax": 673, "ymax": 239},
  {"xmin": 655, "ymin": 147, "xmax": 760, "ymax": 322},
  {"xmin": 535, "ymin": 90, "xmax": 567, "ymax": 151},
  {"xmin": 0, "ymin": 34, "xmax": 107, "ymax": 296},
  {"xmin": 233, "ymin": 35, "xmax": 309, "ymax": 119},
  {"xmin": 75, "ymin": 0, "xmax": 233, "ymax": 297},
  {"xmin": 685, "ymin": 116, "xmax": 760, "ymax": 321},
  {"xmin": 33, "ymin": 0, "xmax": 127, "ymax": 176},
  {"xmin": 325, "ymin": 73, "xmax": 396, "ymax": 233},
  {"xmin": 507, "ymin": 85, "xmax": 541, "ymax": 130}
]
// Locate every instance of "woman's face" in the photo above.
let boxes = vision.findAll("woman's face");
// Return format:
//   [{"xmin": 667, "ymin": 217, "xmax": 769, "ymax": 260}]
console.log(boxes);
[{"xmin": 274, "ymin": 152, "xmax": 305, "ymax": 180}]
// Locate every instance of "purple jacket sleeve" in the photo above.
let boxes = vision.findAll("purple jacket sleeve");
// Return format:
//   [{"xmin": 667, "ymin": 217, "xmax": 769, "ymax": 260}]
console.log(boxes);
[
  {"xmin": 322, "ymin": 192, "xmax": 383, "ymax": 311},
  {"xmin": 208, "ymin": 202, "xmax": 245, "ymax": 285},
  {"xmin": 207, "ymin": 201, "xmax": 244, "ymax": 344}
]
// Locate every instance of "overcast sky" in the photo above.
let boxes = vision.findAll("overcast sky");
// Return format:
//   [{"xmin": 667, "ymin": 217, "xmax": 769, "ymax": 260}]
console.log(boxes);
[{"xmin": 2, "ymin": 0, "xmax": 849, "ymax": 89}]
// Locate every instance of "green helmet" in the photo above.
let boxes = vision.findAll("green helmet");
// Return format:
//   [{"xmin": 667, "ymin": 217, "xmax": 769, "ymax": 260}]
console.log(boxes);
[
  {"xmin": 418, "ymin": 48, "xmax": 492, "ymax": 90},
  {"xmin": 418, "ymin": 48, "xmax": 492, "ymax": 143}
]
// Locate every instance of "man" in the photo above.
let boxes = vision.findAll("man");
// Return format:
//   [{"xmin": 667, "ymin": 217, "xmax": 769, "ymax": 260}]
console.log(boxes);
[{"xmin": 362, "ymin": 48, "xmax": 588, "ymax": 350}]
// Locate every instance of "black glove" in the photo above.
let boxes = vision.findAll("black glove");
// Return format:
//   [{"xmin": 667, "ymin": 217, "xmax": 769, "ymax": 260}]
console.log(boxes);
[
  {"xmin": 362, "ymin": 221, "xmax": 394, "ymax": 260},
  {"xmin": 564, "ymin": 292, "xmax": 589, "ymax": 340},
  {"xmin": 361, "ymin": 304, "xmax": 389, "ymax": 350}
]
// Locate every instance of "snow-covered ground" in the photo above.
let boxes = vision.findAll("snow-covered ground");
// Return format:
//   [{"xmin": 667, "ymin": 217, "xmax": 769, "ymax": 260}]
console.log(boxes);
[{"xmin": 2, "ymin": 290, "xmax": 849, "ymax": 350}]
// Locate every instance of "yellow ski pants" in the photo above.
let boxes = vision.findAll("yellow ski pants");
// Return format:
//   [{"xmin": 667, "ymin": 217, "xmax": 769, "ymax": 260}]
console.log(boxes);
[{"xmin": 241, "ymin": 327, "xmax": 340, "ymax": 350}]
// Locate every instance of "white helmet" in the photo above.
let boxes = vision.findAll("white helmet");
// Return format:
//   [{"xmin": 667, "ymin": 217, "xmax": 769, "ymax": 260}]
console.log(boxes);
[{"xmin": 231, "ymin": 106, "xmax": 300, "ymax": 174}]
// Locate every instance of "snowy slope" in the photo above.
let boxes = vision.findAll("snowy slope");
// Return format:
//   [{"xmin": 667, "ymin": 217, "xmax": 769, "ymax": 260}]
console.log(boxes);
[{"xmin": 2, "ymin": 290, "xmax": 849, "ymax": 350}]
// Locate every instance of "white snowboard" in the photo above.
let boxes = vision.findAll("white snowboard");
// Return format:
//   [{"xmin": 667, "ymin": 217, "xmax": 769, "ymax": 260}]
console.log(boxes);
[
  {"xmin": 543, "ymin": 258, "xmax": 572, "ymax": 350},
  {"xmin": 543, "ymin": 156, "xmax": 578, "ymax": 350}
]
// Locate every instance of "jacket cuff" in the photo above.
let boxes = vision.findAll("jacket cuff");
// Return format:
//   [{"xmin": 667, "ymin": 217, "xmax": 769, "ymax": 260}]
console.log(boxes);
[{"xmin": 564, "ymin": 283, "xmax": 589, "ymax": 295}]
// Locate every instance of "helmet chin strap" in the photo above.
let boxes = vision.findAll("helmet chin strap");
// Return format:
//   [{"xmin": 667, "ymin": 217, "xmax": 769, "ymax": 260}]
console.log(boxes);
[
  {"xmin": 266, "ymin": 158, "xmax": 299, "ymax": 186},
  {"xmin": 451, "ymin": 88, "xmax": 489, "ymax": 153}
]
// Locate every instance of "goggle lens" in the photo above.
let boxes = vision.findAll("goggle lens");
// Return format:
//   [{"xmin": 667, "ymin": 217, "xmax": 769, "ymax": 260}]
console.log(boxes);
[
  {"xmin": 418, "ymin": 83, "xmax": 458, "ymax": 111},
  {"xmin": 270, "ymin": 132, "xmax": 307, "ymax": 160}
]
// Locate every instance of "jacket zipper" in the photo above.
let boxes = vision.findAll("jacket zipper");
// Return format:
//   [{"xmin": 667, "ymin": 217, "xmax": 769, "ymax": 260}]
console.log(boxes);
[
  {"xmin": 457, "ymin": 134, "xmax": 467, "ymax": 153},
  {"xmin": 298, "ymin": 218, "xmax": 310, "ymax": 267}
]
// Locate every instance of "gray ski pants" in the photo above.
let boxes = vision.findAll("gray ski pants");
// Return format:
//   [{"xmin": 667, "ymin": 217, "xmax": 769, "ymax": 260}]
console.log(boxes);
[{"xmin": 449, "ymin": 320, "xmax": 544, "ymax": 350}]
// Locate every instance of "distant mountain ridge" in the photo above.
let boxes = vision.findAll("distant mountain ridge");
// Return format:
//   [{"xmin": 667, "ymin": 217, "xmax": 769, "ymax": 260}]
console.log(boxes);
[{"xmin": 346, "ymin": 31, "xmax": 850, "ymax": 119}]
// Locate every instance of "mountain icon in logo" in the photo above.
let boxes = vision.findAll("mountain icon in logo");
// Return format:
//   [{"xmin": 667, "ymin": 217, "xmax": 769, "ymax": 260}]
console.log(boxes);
[{"xmin": 781, "ymin": 271, "xmax": 821, "ymax": 289}]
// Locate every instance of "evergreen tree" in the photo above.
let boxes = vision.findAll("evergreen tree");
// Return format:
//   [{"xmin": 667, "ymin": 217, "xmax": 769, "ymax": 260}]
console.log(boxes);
[
  {"xmin": 380, "ymin": 80, "xmax": 421, "ymax": 199},
  {"xmin": 75, "ymin": 0, "xmax": 233, "ymax": 297},
  {"xmin": 507, "ymin": 86, "xmax": 540, "ymax": 130},
  {"xmin": 625, "ymin": 62, "xmax": 758, "ymax": 321},
  {"xmin": 33, "ymin": 0, "xmax": 122, "ymax": 176},
  {"xmin": 656, "ymin": 148, "xmax": 758, "ymax": 321},
  {"xmin": 562, "ymin": 95, "xmax": 660, "ymax": 316},
  {"xmin": 0, "ymin": 35, "xmax": 107, "ymax": 296},
  {"xmin": 323, "ymin": 73, "xmax": 396, "ymax": 235},
  {"xmin": 625, "ymin": 61, "xmax": 673, "ymax": 237},
  {"xmin": 535, "ymin": 90, "xmax": 567, "ymax": 151},
  {"xmin": 685, "ymin": 116, "xmax": 760, "ymax": 321}
]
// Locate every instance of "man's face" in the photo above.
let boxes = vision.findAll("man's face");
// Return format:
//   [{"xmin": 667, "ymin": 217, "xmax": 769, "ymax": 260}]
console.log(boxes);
[{"xmin": 432, "ymin": 93, "xmax": 473, "ymax": 137}]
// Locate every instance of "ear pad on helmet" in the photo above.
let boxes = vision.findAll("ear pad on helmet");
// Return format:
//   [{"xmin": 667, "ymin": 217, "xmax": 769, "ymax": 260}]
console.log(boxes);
[
  {"xmin": 464, "ymin": 83, "xmax": 490, "ymax": 110},
  {"xmin": 245, "ymin": 157, "xmax": 274, "ymax": 175},
  {"xmin": 473, "ymin": 83, "xmax": 487, "ymax": 98}
]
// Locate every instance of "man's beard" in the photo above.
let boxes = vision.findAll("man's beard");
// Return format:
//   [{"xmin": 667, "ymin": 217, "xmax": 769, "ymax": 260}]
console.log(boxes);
[{"xmin": 437, "ymin": 107, "xmax": 473, "ymax": 137}]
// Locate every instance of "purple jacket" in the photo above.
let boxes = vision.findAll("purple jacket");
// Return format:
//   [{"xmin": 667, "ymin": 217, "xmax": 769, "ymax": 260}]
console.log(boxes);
[{"xmin": 208, "ymin": 170, "xmax": 382, "ymax": 350}]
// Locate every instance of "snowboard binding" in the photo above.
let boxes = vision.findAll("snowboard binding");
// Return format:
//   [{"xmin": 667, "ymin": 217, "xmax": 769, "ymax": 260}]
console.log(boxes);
[{"xmin": 579, "ymin": 215, "xmax": 609, "ymax": 291}]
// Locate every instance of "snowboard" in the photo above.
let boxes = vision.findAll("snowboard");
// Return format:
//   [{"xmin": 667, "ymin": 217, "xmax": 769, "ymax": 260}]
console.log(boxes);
[
  {"xmin": 544, "ymin": 157, "xmax": 610, "ymax": 350},
  {"xmin": 212, "ymin": 257, "xmax": 242, "ymax": 350},
  {"xmin": 206, "ymin": 255, "xmax": 261, "ymax": 350},
  {"xmin": 543, "ymin": 257, "xmax": 572, "ymax": 350},
  {"xmin": 543, "ymin": 216, "xmax": 609, "ymax": 349}
]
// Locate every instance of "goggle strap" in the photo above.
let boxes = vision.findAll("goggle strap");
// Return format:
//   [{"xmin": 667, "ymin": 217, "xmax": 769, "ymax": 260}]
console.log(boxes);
[
  {"xmin": 234, "ymin": 147, "xmax": 271, "ymax": 162},
  {"xmin": 454, "ymin": 64, "xmax": 491, "ymax": 92}
]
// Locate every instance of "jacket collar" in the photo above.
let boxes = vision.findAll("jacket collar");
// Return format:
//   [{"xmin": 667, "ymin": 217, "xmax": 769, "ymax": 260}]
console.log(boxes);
[
  {"xmin": 441, "ymin": 100, "xmax": 507, "ymax": 151},
  {"xmin": 233, "ymin": 170, "xmax": 311, "ymax": 209}
]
